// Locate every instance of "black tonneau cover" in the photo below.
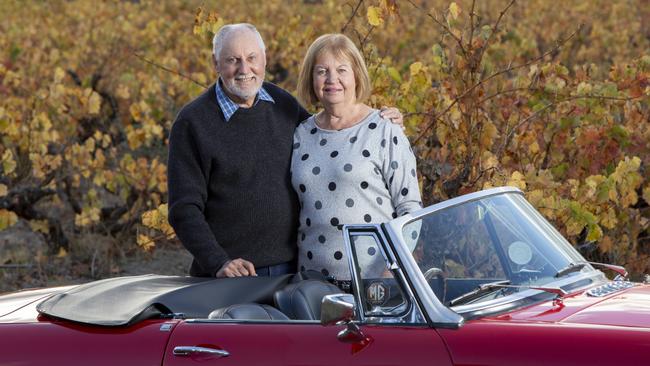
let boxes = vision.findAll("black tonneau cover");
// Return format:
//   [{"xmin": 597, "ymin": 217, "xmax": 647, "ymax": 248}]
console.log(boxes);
[{"xmin": 36, "ymin": 274, "xmax": 292, "ymax": 327}]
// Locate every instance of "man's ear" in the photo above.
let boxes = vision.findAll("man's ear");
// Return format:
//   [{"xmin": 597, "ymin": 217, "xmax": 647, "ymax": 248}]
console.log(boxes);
[{"xmin": 212, "ymin": 55, "xmax": 219, "ymax": 73}]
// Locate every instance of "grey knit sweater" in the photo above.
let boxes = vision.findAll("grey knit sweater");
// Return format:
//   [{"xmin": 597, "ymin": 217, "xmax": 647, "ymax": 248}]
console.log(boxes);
[{"xmin": 290, "ymin": 110, "xmax": 422, "ymax": 280}]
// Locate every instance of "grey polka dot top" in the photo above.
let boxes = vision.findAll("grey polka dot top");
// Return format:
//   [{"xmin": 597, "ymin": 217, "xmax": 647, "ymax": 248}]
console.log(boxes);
[{"xmin": 290, "ymin": 109, "xmax": 422, "ymax": 280}]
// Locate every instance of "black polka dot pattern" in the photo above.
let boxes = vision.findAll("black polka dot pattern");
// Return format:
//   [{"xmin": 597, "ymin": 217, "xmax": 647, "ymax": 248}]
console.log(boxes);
[{"xmin": 292, "ymin": 113, "xmax": 421, "ymax": 279}]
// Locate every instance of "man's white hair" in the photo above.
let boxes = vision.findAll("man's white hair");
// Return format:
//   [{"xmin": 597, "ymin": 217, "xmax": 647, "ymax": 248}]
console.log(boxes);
[{"xmin": 212, "ymin": 23, "xmax": 266, "ymax": 59}]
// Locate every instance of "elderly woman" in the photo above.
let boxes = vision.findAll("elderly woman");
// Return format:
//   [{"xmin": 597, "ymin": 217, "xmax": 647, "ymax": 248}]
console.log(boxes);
[{"xmin": 291, "ymin": 34, "xmax": 422, "ymax": 280}]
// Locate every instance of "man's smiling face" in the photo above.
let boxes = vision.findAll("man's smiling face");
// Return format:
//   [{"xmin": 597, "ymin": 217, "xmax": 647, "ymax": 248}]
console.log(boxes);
[{"xmin": 215, "ymin": 29, "xmax": 266, "ymax": 107}]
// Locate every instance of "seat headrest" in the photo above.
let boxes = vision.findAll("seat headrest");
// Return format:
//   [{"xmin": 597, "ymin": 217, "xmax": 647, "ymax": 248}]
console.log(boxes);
[
  {"xmin": 274, "ymin": 280, "xmax": 343, "ymax": 320},
  {"xmin": 208, "ymin": 303, "xmax": 289, "ymax": 320}
]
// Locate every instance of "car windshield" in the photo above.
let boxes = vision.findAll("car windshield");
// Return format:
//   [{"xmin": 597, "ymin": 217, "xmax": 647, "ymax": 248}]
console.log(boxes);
[{"xmin": 401, "ymin": 192, "xmax": 593, "ymax": 307}]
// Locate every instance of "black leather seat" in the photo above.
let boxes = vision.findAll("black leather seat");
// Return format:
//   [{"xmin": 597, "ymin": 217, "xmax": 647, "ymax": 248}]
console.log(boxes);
[
  {"xmin": 208, "ymin": 303, "xmax": 289, "ymax": 320},
  {"xmin": 273, "ymin": 280, "xmax": 343, "ymax": 320}
]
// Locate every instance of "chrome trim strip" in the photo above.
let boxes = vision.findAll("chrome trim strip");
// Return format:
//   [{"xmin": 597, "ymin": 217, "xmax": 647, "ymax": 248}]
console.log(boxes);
[
  {"xmin": 389, "ymin": 186, "xmax": 524, "ymax": 231},
  {"xmin": 382, "ymin": 220, "xmax": 465, "ymax": 329},
  {"xmin": 173, "ymin": 346, "xmax": 229, "ymax": 357}
]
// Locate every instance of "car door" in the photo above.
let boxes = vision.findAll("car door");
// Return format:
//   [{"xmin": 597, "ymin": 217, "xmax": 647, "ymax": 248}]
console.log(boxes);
[{"xmin": 162, "ymin": 320, "xmax": 452, "ymax": 366}]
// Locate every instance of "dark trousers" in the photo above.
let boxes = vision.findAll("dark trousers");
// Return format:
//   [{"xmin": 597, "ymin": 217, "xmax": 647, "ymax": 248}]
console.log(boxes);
[{"xmin": 255, "ymin": 261, "xmax": 295, "ymax": 276}]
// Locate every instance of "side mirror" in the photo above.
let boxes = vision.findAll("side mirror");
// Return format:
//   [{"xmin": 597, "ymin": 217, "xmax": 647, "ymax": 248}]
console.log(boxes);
[
  {"xmin": 320, "ymin": 294, "xmax": 356, "ymax": 326},
  {"xmin": 321, "ymin": 294, "xmax": 369, "ymax": 344}
]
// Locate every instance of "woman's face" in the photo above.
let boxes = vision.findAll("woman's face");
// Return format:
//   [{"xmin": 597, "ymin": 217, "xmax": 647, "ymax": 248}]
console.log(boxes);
[{"xmin": 312, "ymin": 51, "xmax": 357, "ymax": 107}]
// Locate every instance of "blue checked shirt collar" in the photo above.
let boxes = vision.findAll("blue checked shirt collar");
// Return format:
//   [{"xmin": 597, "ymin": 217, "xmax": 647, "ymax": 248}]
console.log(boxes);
[{"xmin": 215, "ymin": 79, "xmax": 275, "ymax": 122}]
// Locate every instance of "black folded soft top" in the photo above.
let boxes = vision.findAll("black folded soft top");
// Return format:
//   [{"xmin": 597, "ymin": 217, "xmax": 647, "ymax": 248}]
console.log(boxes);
[{"xmin": 36, "ymin": 274, "xmax": 292, "ymax": 327}]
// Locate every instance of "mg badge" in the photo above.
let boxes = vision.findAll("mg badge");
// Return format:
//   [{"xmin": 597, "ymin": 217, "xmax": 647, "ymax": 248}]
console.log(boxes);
[{"xmin": 366, "ymin": 281, "xmax": 389, "ymax": 306}]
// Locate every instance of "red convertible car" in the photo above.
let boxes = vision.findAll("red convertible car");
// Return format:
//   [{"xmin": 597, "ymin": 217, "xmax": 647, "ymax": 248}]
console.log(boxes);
[{"xmin": 1, "ymin": 187, "xmax": 649, "ymax": 365}]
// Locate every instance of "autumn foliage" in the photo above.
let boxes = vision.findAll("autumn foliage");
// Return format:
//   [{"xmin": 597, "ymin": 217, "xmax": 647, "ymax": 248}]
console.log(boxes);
[{"xmin": 0, "ymin": 0, "xmax": 648, "ymax": 290}]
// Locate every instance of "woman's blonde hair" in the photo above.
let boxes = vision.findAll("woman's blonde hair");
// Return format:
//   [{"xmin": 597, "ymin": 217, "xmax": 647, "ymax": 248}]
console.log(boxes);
[{"xmin": 297, "ymin": 34, "xmax": 371, "ymax": 106}]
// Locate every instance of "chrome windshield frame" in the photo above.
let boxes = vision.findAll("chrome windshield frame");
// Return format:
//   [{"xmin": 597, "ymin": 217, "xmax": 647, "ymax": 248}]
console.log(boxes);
[{"xmin": 381, "ymin": 186, "xmax": 603, "ymax": 325}]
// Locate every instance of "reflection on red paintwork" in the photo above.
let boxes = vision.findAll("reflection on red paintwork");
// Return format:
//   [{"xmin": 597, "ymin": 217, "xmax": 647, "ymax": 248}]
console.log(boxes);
[{"xmin": 350, "ymin": 335, "xmax": 373, "ymax": 355}]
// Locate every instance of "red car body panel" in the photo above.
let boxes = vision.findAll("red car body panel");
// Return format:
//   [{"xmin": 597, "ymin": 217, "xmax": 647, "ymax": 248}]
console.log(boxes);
[
  {"xmin": 162, "ymin": 322, "xmax": 453, "ymax": 366},
  {"xmin": 0, "ymin": 299, "xmax": 179, "ymax": 366},
  {"xmin": 438, "ymin": 285, "xmax": 650, "ymax": 366},
  {"xmin": 2, "ymin": 285, "xmax": 650, "ymax": 365}
]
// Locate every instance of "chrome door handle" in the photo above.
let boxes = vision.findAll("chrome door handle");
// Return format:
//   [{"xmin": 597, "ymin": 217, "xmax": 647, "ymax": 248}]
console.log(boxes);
[{"xmin": 173, "ymin": 346, "xmax": 230, "ymax": 357}]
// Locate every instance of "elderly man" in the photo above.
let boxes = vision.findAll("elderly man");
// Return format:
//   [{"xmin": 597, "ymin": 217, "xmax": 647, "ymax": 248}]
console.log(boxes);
[{"xmin": 168, "ymin": 23, "xmax": 401, "ymax": 278}]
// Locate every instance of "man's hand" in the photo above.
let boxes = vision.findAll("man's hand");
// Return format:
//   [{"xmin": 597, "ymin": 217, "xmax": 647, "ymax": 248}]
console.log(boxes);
[
  {"xmin": 215, "ymin": 258, "xmax": 257, "ymax": 278},
  {"xmin": 379, "ymin": 106, "xmax": 404, "ymax": 128}
]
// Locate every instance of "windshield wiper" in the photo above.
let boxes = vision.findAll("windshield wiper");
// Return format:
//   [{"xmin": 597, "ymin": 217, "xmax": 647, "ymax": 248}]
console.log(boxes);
[
  {"xmin": 449, "ymin": 280, "xmax": 569, "ymax": 307},
  {"xmin": 448, "ymin": 280, "xmax": 510, "ymax": 307},
  {"xmin": 554, "ymin": 262, "xmax": 587, "ymax": 278},
  {"xmin": 555, "ymin": 261, "xmax": 628, "ymax": 280}
]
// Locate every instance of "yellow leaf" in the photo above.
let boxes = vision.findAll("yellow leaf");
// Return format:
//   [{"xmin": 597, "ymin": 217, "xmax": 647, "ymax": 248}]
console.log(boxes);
[
  {"xmin": 116, "ymin": 84, "xmax": 131, "ymax": 99},
  {"xmin": 29, "ymin": 219, "xmax": 50, "ymax": 234},
  {"xmin": 586, "ymin": 224, "xmax": 603, "ymax": 242},
  {"xmin": 2, "ymin": 150, "xmax": 17, "ymax": 175},
  {"xmin": 54, "ymin": 67, "xmax": 65, "ymax": 83},
  {"xmin": 449, "ymin": 2, "xmax": 461, "ymax": 20},
  {"xmin": 409, "ymin": 61, "xmax": 423, "ymax": 76},
  {"xmin": 88, "ymin": 91, "xmax": 101, "ymax": 115},
  {"xmin": 56, "ymin": 247, "xmax": 67, "ymax": 258},
  {"xmin": 387, "ymin": 67, "xmax": 402, "ymax": 83},
  {"xmin": 507, "ymin": 171, "xmax": 527, "ymax": 190},
  {"xmin": 0, "ymin": 209, "xmax": 18, "ymax": 230},
  {"xmin": 137, "ymin": 234, "xmax": 156, "ymax": 251},
  {"xmin": 481, "ymin": 150, "xmax": 498, "ymax": 170},
  {"xmin": 0, "ymin": 184, "xmax": 7, "ymax": 197},
  {"xmin": 600, "ymin": 207, "xmax": 618, "ymax": 229},
  {"xmin": 367, "ymin": 6, "xmax": 384, "ymax": 27},
  {"xmin": 480, "ymin": 120, "xmax": 499, "ymax": 148}
]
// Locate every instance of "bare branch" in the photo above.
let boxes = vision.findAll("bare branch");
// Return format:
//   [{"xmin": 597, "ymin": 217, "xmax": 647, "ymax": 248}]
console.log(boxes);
[
  {"xmin": 406, "ymin": 0, "xmax": 467, "ymax": 58},
  {"xmin": 341, "ymin": 0, "xmax": 364, "ymax": 33},
  {"xmin": 133, "ymin": 52, "xmax": 209, "ymax": 89},
  {"xmin": 476, "ymin": 0, "xmax": 516, "ymax": 64},
  {"xmin": 414, "ymin": 25, "xmax": 582, "ymax": 144}
]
